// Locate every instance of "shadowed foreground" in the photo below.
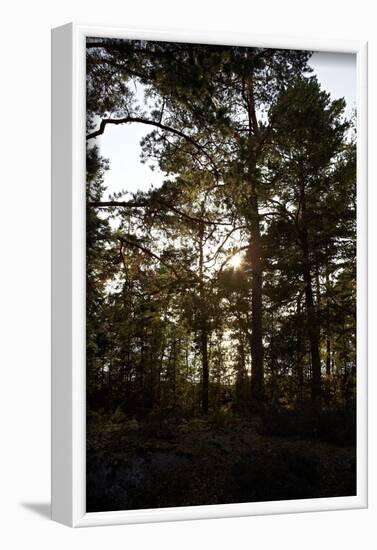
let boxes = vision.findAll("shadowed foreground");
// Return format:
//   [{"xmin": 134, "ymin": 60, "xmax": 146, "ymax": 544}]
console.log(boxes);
[{"xmin": 87, "ymin": 412, "xmax": 356, "ymax": 512}]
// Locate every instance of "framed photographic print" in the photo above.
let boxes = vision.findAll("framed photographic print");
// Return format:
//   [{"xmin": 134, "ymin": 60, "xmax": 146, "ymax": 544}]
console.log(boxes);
[{"xmin": 51, "ymin": 23, "xmax": 368, "ymax": 527}]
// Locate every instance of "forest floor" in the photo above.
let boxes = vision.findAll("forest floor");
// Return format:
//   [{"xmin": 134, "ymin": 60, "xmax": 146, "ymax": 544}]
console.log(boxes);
[{"xmin": 86, "ymin": 413, "xmax": 356, "ymax": 512}]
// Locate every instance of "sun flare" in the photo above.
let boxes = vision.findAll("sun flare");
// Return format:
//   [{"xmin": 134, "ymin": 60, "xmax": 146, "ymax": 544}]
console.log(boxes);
[{"xmin": 230, "ymin": 253, "xmax": 242, "ymax": 269}]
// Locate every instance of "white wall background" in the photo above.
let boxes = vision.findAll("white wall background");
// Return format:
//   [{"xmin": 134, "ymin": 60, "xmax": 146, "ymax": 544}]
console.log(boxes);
[{"xmin": 0, "ymin": 1, "xmax": 375, "ymax": 548}]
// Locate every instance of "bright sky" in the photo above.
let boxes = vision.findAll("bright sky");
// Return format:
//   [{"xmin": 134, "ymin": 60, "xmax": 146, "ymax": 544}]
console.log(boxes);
[
  {"xmin": 310, "ymin": 51, "xmax": 356, "ymax": 115},
  {"xmin": 95, "ymin": 51, "xmax": 356, "ymax": 199}
]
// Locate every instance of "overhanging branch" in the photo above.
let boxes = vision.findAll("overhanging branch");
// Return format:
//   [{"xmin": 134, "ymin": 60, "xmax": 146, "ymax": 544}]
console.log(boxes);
[
  {"xmin": 89, "ymin": 200, "xmax": 233, "ymax": 226},
  {"xmin": 86, "ymin": 116, "xmax": 219, "ymax": 177}
]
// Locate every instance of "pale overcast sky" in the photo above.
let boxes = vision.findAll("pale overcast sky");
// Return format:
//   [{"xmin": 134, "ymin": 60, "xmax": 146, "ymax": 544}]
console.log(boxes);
[{"xmin": 95, "ymin": 51, "xmax": 356, "ymax": 199}]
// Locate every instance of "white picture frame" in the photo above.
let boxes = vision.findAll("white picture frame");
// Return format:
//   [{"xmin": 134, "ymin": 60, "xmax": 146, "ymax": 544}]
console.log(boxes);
[{"xmin": 51, "ymin": 22, "xmax": 368, "ymax": 527}]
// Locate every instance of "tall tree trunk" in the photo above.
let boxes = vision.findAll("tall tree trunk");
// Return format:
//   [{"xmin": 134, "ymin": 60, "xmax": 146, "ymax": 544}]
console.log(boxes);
[
  {"xmin": 300, "ymin": 184, "xmax": 321, "ymax": 402},
  {"xmin": 249, "ymin": 192, "xmax": 264, "ymax": 402},
  {"xmin": 244, "ymin": 71, "xmax": 264, "ymax": 405}
]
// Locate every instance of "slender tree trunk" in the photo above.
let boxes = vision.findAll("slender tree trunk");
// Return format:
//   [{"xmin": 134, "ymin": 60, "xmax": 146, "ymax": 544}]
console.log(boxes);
[
  {"xmin": 157, "ymin": 351, "xmax": 163, "ymax": 405},
  {"xmin": 201, "ymin": 328, "xmax": 209, "ymax": 414},
  {"xmin": 315, "ymin": 263, "xmax": 321, "ymax": 306},
  {"xmin": 172, "ymin": 337, "xmax": 177, "ymax": 407},
  {"xmin": 185, "ymin": 337, "xmax": 189, "ymax": 378},
  {"xmin": 304, "ymin": 271, "xmax": 321, "ymax": 401},
  {"xmin": 198, "ymin": 217, "xmax": 209, "ymax": 414},
  {"xmin": 296, "ymin": 292, "xmax": 304, "ymax": 403},
  {"xmin": 325, "ymin": 260, "xmax": 331, "ymax": 377},
  {"xmin": 326, "ymin": 339, "xmax": 331, "ymax": 377},
  {"xmin": 107, "ymin": 360, "xmax": 112, "ymax": 412}
]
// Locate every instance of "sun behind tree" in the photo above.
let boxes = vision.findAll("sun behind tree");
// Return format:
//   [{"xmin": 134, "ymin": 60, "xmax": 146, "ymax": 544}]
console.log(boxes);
[{"xmin": 230, "ymin": 253, "xmax": 243, "ymax": 269}]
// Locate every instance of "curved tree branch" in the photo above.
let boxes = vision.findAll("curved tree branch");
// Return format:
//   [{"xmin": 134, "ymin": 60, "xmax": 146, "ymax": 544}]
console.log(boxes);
[
  {"xmin": 89, "ymin": 200, "xmax": 148, "ymax": 209},
  {"xmin": 86, "ymin": 116, "xmax": 219, "ymax": 178},
  {"xmin": 89, "ymin": 200, "xmax": 233, "ymax": 226}
]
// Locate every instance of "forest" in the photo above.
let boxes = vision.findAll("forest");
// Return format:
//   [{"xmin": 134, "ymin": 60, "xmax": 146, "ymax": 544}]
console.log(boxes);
[{"xmin": 86, "ymin": 38, "xmax": 357, "ymax": 512}]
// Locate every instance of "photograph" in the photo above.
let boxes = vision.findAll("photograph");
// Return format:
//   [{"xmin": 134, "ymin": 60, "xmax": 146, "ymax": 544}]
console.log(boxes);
[{"xmin": 85, "ymin": 37, "xmax": 357, "ymax": 513}]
